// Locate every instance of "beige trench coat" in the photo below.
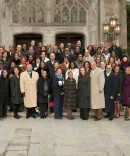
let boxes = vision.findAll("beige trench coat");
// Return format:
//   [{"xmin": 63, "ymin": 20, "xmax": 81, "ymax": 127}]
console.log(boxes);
[
  {"xmin": 20, "ymin": 71, "xmax": 39, "ymax": 108},
  {"xmin": 90, "ymin": 68, "xmax": 105, "ymax": 109}
]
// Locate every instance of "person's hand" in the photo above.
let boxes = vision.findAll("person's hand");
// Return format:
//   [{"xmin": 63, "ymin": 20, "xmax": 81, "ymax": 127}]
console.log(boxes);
[
  {"xmin": 22, "ymin": 92, "xmax": 25, "ymax": 97},
  {"xmin": 61, "ymin": 92, "xmax": 64, "ymax": 95},
  {"xmin": 110, "ymin": 96, "xmax": 114, "ymax": 99}
]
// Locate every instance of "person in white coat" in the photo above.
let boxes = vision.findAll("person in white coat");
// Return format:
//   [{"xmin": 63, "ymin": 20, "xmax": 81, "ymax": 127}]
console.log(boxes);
[
  {"xmin": 20, "ymin": 64, "xmax": 39, "ymax": 119},
  {"xmin": 90, "ymin": 62, "xmax": 105, "ymax": 121}
]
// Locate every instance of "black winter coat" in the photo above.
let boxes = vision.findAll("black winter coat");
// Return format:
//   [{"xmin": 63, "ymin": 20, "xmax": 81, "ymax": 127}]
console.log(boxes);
[
  {"xmin": 10, "ymin": 75, "xmax": 23, "ymax": 104},
  {"xmin": 37, "ymin": 77, "xmax": 51, "ymax": 103}
]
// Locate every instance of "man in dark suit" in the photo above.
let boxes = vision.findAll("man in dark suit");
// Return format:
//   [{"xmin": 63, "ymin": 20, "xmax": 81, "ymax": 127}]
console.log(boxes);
[
  {"xmin": 46, "ymin": 53, "xmax": 56, "ymax": 72},
  {"xmin": 8, "ymin": 45, "xmax": 15, "ymax": 61},
  {"xmin": 109, "ymin": 40, "xmax": 122, "ymax": 59},
  {"xmin": 63, "ymin": 48, "xmax": 76, "ymax": 62}
]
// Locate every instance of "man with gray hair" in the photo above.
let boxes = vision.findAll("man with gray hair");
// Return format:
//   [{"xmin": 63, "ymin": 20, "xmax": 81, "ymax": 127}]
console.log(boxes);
[
  {"xmin": 90, "ymin": 62, "xmax": 105, "ymax": 121},
  {"xmin": 20, "ymin": 64, "xmax": 39, "ymax": 119}
]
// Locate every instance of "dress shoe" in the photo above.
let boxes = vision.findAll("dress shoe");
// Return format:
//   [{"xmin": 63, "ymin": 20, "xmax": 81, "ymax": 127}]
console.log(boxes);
[
  {"xmin": 26, "ymin": 116, "xmax": 30, "ymax": 119},
  {"xmin": 104, "ymin": 115, "xmax": 109, "ymax": 118},
  {"xmin": 94, "ymin": 118, "xmax": 102, "ymax": 121},
  {"xmin": 14, "ymin": 115, "xmax": 20, "ymax": 119},
  {"xmin": 109, "ymin": 117, "xmax": 114, "ymax": 121},
  {"xmin": 32, "ymin": 115, "xmax": 37, "ymax": 119}
]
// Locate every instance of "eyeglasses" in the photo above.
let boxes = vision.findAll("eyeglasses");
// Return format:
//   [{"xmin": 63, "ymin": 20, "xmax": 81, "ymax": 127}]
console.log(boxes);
[{"xmin": 106, "ymin": 68, "xmax": 111, "ymax": 69}]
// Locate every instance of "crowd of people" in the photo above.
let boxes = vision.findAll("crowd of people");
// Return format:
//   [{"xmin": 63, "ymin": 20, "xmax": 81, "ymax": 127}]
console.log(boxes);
[{"xmin": 0, "ymin": 40, "xmax": 130, "ymax": 121}]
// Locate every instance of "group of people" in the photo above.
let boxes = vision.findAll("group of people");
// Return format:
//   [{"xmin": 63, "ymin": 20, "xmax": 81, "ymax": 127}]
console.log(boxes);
[{"xmin": 0, "ymin": 40, "xmax": 130, "ymax": 121}]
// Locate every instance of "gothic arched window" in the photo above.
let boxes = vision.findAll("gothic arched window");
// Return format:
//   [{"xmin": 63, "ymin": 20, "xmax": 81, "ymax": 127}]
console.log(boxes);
[
  {"xmin": 37, "ymin": 6, "xmax": 44, "ymax": 23},
  {"xmin": 62, "ymin": 7, "xmax": 69, "ymax": 23},
  {"xmin": 12, "ymin": 8, "xmax": 19, "ymax": 23},
  {"xmin": 79, "ymin": 8, "xmax": 86, "ymax": 23},
  {"xmin": 71, "ymin": 7, "xmax": 77, "ymax": 23},
  {"xmin": 54, "ymin": 9, "xmax": 60, "ymax": 23},
  {"xmin": 21, "ymin": 7, "xmax": 28, "ymax": 23},
  {"xmin": 29, "ymin": 7, "xmax": 36, "ymax": 23}
]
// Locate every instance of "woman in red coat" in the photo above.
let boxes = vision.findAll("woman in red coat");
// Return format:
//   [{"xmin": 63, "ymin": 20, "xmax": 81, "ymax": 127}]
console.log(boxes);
[{"xmin": 122, "ymin": 67, "xmax": 130, "ymax": 121}]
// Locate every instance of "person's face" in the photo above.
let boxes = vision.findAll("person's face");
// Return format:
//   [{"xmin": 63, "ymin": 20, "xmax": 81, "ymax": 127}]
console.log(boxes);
[
  {"xmin": 54, "ymin": 62, "xmax": 59, "ymax": 69},
  {"xmin": 75, "ymin": 47, "xmax": 80, "ymax": 52},
  {"xmin": 112, "ymin": 41, "xmax": 116, "ymax": 46},
  {"xmin": 14, "ymin": 68, "xmax": 19, "ymax": 75},
  {"xmin": 88, "ymin": 46, "xmax": 92, "ymax": 51},
  {"xmin": 41, "ymin": 52, "xmax": 46, "ymax": 58},
  {"xmin": 112, "ymin": 63, "xmax": 116, "ymax": 69},
  {"xmin": 80, "ymin": 68, "xmax": 85, "ymax": 76},
  {"xmin": 106, "ymin": 65, "xmax": 112, "ymax": 73},
  {"xmin": 3, "ymin": 70, "xmax": 8, "ymax": 78},
  {"xmin": 65, "ymin": 48, "xmax": 70, "ymax": 55},
  {"xmin": 97, "ymin": 48, "xmax": 101, "ymax": 54},
  {"xmin": 125, "ymin": 68, "xmax": 130, "ymax": 75},
  {"xmin": 41, "ymin": 62, "xmax": 45, "ymax": 69},
  {"xmin": 0, "ymin": 47, "xmax": 4, "ymax": 53},
  {"xmin": 50, "ymin": 53, "xmax": 55, "ymax": 61},
  {"xmin": 109, "ymin": 58, "xmax": 114, "ymax": 63},
  {"xmin": 68, "ymin": 72, "xmax": 73, "ymax": 79},
  {"xmin": 123, "ymin": 57, "xmax": 128, "ymax": 62},
  {"xmin": 100, "ymin": 42, "xmax": 104, "ymax": 48},
  {"xmin": 78, "ymin": 55, "xmax": 83, "ymax": 61},
  {"xmin": 41, "ymin": 46, "xmax": 46, "ymax": 51},
  {"xmin": 17, "ymin": 45, "xmax": 22, "ymax": 52},
  {"xmin": 53, "ymin": 46, "xmax": 58, "ymax": 52},
  {"xmin": 84, "ymin": 62, "xmax": 89, "ymax": 69},
  {"xmin": 36, "ymin": 58, "xmax": 40, "ymax": 64},
  {"xmin": 27, "ymin": 65, "xmax": 32, "ymax": 72},
  {"xmin": 60, "ymin": 43, "xmax": 64, "ymax": 49},
  {"xmin": 57, "ymin": 69, "xmax": 62, "ymax": 75},
  {"xmin": 9, "ymin": 46, "xmax": 14, "ymax": 51},
  {"xmin": 64, "ymin": 58, "xmax": 68, "ymax": 63},
  {"xmin": 70, "ymin": 63, "xmax": 75, "ymax": 69},
  {"xmin": 3, "ymin": 52, "xmax": 7, "ymax": 58},
  {"xmin": 14, "ymin": 54, "xmax": 19, "ymax": 60},
  {"xmin": 42, "ymin": 71, "xmax": 47, "ymax": 78},
  {"xmin": 67, "ymin": 43, "xmax": 71, "ymax": 49},
  {"xmin": 100, "ymin": 63, "xmax": 105, "ymax": 70},
  {"xmin": 111, "ymin": 52, "xmax": 116, "ymax": 57},
  {"xmin": 22, "ymin": 44, "xmax": 27, "ymax": 50},
  {"xmin": 93, "ymin": 45, "xmax": 97, "ymax": 50},
  {"xmin": 76, "ymin": 41, "xmax": 81, "ymax": 47},
  {"xmin": 31, "ymin": 41, "xmax": 35, "ymax": 46},
  {"xmin": 91, "ymin": 63, "xmax": 97, "ymax": 70},
  {"xmin": 29, "ymin": 47, "xmax": 34, "ymax": 53},
  {"xmin": 114, "ymin": 66, "xmax": 120, "ymax": 73},
  {"xmin": 96, "ymin": 58, "xmax": 101, "ymax": 63},
  {"xmin": 85, "ymin": 50, "xmax": 89, "ymax": 56},
  {"xmin": 104, "ymin": 48, "xmax": 108, "ymax": 54},
  {"xmin": 29, "ymin": 56, "xmax": 33, "ymax": 61},
  {"xmin": 21, "ymin": 58, "xmax": 26, "ymax": 64},
  {"xmin": 11, "ymin": 62, "xmax": 15, "ymax": 68},
  {"xmin": 38, "ymin": 43, "xmax": 43, "ymax": 48}
]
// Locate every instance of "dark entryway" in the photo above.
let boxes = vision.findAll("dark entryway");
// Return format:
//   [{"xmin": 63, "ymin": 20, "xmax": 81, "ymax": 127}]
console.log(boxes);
[
  {"xmin": 14, "ymin": 33, "xmax": 43, "ymax": 48},
  {"xmin": 56, "ymin": 33, "xmax": 85, "ymax": 48}
]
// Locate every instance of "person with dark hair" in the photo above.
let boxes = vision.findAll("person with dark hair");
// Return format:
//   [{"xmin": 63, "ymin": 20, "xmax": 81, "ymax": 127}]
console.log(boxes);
[
  {"xmin": 53, "ymin": 68, "xmax": 64, "ymax": 119},
  {"xmin": 111, "ymin": 51, "xmax": 121, "ymax": 65},
  {"xmin": 64, "ymin": 71, "xmax": 76, "ymax": 120},
  {"xmin": 75, "ymin": 54, "xmax": 84, "ymax": 69},
  {"xmin": 78, "ymin": 67, "xmax": 91, "ymax": 120},
  {"xmin": 13, "ymin": 53, "xmax": 20, "ymax": 66},
  {"xmin": 60, "ymin": 56, "xmax": 69, "ymax": 73},
  {"xmin": 66, "ymin": 62, "xmax": 79, "ymax": 87},
  {"xmin": 87, "ymin": 45, "xmax": 94, "ymax": 56},
  {"xmin": 33, "ymin": 56, "xmax": 41, "ymax": 73},
  {"xmin": 2, "ymin": 51, "xmax": 10, "ymax": 69},
  {"xmin": 83, "ymin": 61, "xmax": 91, "ymax": 75},
  {"xmin": 114, "ymin": 65, "xmax": 123, "ymax": 118},
  {"xmin": 10, "ymin": 67, "xmax": 23, "ymax": 119},
  {"xmin": 122, "ymin": 67, "xmax": 130, "ymax": 120},
  {"xmin": 0, "ymin": 69, "xmax": 10, "ymax": 120},
  {"xmin": 121, "ymin": 56, "xmax": 130, "ymax": 73},
  {"xmin": 41, "ymin": 51, "xmax": 50, "ymax": 63},
  {"xmin": 37, "ymin": 70, "xmax": 51, "ymax": 118},
  {"xmin": 104, "ymin": 64, "xmax": 117, "ymax": 121},
  {"xmin": 94, "ymin": 47, "xmax": 106, "ymax": 63}
]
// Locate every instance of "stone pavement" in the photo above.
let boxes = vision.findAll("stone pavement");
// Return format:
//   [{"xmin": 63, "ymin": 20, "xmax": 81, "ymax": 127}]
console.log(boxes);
[{"xmin": 0, "ymin": 112, "xmax": 130, "ymax": 156}]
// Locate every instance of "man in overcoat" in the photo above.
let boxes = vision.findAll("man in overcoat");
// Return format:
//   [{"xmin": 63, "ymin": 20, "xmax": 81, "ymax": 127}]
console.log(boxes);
[{"xmin": 20, "ymin": 64, "xmax": 39, "ymax": 118}]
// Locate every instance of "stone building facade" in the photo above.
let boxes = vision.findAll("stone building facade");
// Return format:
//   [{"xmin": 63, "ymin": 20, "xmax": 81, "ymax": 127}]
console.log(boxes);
[{"xmin": 0, "ymin": 0, "xmax": 127, "ymax": 49}]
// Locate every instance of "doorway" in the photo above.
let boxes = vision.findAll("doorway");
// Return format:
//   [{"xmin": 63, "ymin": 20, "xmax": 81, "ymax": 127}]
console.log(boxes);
[
  {"xmin": 55, "ymin": 33, "xmax": 85, "ymax": 48},
  {"xmin": 14, "ymin": 33, "xmax": 43, "ymax": 48}
]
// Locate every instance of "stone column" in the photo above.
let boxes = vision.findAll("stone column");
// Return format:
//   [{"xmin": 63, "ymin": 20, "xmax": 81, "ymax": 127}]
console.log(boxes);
[{"xmin": 45, "ymin": 0, "xmax": 52, "ymax": 24}]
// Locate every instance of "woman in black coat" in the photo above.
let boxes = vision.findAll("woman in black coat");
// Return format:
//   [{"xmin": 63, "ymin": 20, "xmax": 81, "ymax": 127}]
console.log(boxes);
[
  {"xmin": 10, "ymin": 67, "xmax": 23, "ymax": 119},
  {"xmin": 37, "ymin": 70, "xmax": 51, "ymax": 118},
  {"xmin": 78, "ymin": 67, "xmax": 91, "ymax": 120},
  {"xmin": 64, "ymin": 71, "xmax": 76, "ymax": 120},
  {"xmin": 104, "ymin": 64, "xmax": 117, "ymax": 121},
  {"xmin": 113, "ymin": 65, "xmax": 123, "ymax": 118},
  {"xmin": 0, "ymin": 69, "xmax": 10, "ymax": 120}
]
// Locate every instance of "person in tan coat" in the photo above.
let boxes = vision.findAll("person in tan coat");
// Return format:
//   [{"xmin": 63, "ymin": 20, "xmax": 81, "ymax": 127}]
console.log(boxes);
[
  {"xmin": 83, "ymin": 50, "xmax": 94, "ymax": 63},
  {"xmin": 20, "ymin": 64, "xmax": 39, "ymax": 119},
  {"xmin": 90, "ymin": 62, "xmax": 105, "ymax": 121}
]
